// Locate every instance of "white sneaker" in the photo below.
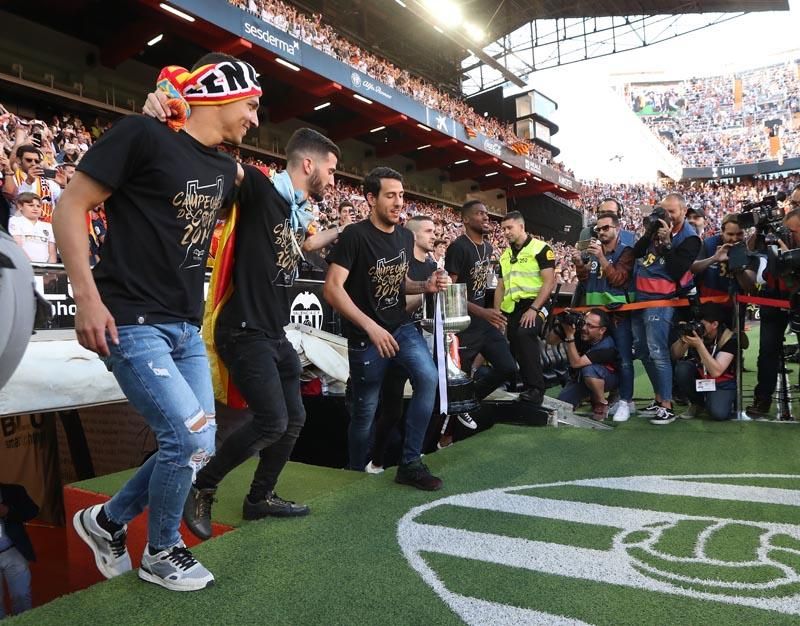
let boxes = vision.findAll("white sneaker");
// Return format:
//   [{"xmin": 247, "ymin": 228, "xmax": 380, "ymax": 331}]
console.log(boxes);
[
  {"xmin": 139, "ymin": 542, "xmax": 214, "ymax": 592},
  {"xmin": 364, "ymin": 461, "xmax": 384, "ymax": 474},
  {"xmin": 612, "ymin": 402, "xmax": 630, "ymax": 422},
  {"xmin": 457, "ymin": 413, "xmax": 478, "ymax": 430},
  {"xmin": 72, "ymin": 505, "xmax": 132, "ymax": 579}
]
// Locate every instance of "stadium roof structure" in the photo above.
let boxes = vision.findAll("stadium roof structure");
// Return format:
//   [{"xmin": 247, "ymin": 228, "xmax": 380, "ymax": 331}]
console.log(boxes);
[
  {"xmin": 0, "ymin": 0, "xmax": 579, "ymax": 200},
  {"xmin": 290, "ymin": 1, "xmax": 789, "ymax": 94}
]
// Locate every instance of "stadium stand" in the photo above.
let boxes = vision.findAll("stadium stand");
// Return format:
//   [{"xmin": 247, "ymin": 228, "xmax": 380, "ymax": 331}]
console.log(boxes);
[{"xmin": 629, "ymin": 60, "xmax": 800, "ymax": 166}]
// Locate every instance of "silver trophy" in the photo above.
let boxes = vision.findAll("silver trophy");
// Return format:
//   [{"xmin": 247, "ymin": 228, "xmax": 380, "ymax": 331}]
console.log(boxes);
[{"xmin": 421, "ymin": 284, "xmax": 479, "ymax": 415}]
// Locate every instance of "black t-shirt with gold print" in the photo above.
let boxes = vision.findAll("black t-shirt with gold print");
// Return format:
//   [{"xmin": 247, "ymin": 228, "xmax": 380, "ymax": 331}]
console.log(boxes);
[
  {"xmin": 327, "ymin": 219, "xmax": 414, "ymax": 343},
  {"xmin": 78, "ymin": 115, "xmax": 236, "ymax": 326},
  {"xmin": 218, "ymin": 164, "xmax": 305, "ymax": 336}
]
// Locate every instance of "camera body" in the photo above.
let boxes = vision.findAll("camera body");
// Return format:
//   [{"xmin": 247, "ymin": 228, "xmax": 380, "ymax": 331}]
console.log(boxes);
[
  {"xmin": 575, "ymin": 237, "xmax": 598, "ymax": 264},
  {"xmin": 676, "ymin": 319, "xmax": 705, "ymax": 338},
  {"xmin": 642, "ymin": 205, "xmax": 670, "ymax": 239},
  {"xmin": 552, "ymin": 310, "xmax": 585, "ymax": 340},
  {"xmin": 738, "ymin": 195, "xmax": 785, "ymax": 231}
]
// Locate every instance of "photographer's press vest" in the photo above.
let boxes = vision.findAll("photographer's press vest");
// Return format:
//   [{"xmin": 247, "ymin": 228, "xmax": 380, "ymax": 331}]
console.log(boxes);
[
  {"xmin": 697, "ymin": 235, "xmax": 731, "ymax": 298},
  {"xmin": 499, "ymin": 237, "xmax": 548, "ymax": 313},
  {"xmin": 585, "ymin": 230, "xmax": 636, "ymax": 306},
  {"xmin": 635, "ymin": 220, "xmax": 697, "ymax": 301}
]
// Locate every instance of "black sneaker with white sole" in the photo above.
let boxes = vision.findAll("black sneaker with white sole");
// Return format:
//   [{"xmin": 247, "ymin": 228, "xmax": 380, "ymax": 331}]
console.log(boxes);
[
  {"xmin": 456, "ymin": 413, "xmax": 478, "ymax": 430},
  {"xmin": 138, "ymin": 542, "xmax": 214, "ymax": 592},
  {"xmin": 72, "ymin": 504, "xmax": 132, "ymax": 579},
  {"xmin": 649, "ymin": 406, "xmax": 676, "ymax": 425},
  {"xmin": 640, "ymin": 400, "xmax": 661, "ymax": 416}
]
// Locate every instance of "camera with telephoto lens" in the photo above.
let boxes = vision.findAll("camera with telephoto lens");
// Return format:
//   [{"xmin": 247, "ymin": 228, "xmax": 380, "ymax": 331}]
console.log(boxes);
[
  {"xmin": 676, "ymin": 319, "xmax": 705, "ymax": 338},
  {"xmin": 738, "ymin": 193, "xmax": 786, "ymax": 231}
]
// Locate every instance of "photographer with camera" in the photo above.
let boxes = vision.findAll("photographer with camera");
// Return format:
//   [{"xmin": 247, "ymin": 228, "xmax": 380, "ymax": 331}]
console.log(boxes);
[
  {"xmin": 746, "ymin": 196, "xmax": 800, "ymax": 418},
  {"xmin": 573, "ymin": 211, "xmax": 636, "ymax": 421},
  {"xmin": 671, "ymin": 303, "xmax": 738, "ymax": 421},
  {"xmin": 691, "ymin": 214, "xmax": 757, "ymax": 331},
  {"xmin": 632, "ymin": 193, "xmax": 701, "ymax": 425},
  {"xmin": 546, "ymin": 309, "xmax": 619, "ymax": 421}
]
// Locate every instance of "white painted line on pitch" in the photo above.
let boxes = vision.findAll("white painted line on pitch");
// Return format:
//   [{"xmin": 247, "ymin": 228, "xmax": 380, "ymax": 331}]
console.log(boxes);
[{"xmin": 570, "ymin": 476, "xmax": 800, "ymax": 506}]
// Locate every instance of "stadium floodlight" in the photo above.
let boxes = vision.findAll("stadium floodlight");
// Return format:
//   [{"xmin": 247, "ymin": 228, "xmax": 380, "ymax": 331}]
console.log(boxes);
[
  {"xmin": 353, "ymin": 94, "xmax": 373, "ymax": 104},
  {"xmin": 502, "ymin": 163, "xmax": 513, "ymax": 169},
  {"xmin": 454, "ymin": 159, "xmax": 469, "ymax": 164},
  {"xmin": 370, "ymin": 126, "xmax": 386, "ymax": 133},
  {"xmin": 514, "ymin": 181, "xmax": 526, "ymax": 186},
  {"xmin": 417, "ymin": 124, "xmax": 432, "ymax": 132},
  {"xmin": 532, "ymin": 175, "xmax": 541, "ymax": 181},
  {"xmin": 463, "ymin": 22, "xmax": 485, "ymax": 42},
  {"xmin": 314, "ymin": 102, "xmax": 331, "ymax": 111},
  {"xmin": 485, "ymin": 171, "xmax": 498, "ymax": 177},
  {"xmin": 147, "ymin": 34, "xmax": 163, "ymax": 47},
  {"xmin": 417, "ymin": 144, "xmax": 431, "ymax": 150},
  {"xmin": 464, "ymin": 145, "xmax": 476, "ymax": 152},
  {"xmin": 275, "ymin": 57, "xmax": 301, "ymax": 72},
  {"xmin": 159, "ymin": 3, "xmax": 195, "ymax": 22}
]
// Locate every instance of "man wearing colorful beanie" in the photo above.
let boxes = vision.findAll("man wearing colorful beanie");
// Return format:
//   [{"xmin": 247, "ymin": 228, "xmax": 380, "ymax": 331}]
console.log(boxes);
[{"xmin": 55, "ymin": 52, "xmax": 261, "ymax": 592}]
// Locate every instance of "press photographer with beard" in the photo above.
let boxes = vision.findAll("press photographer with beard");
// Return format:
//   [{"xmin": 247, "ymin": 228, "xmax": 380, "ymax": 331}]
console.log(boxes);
[
  {"xmin": 671, "ymin": 303, "xmax": 738, "ymax": 421},
  {"xmin": 746, "ymin": 198, "xmax": 800, "ymax": 418},
  {"xmin": 546, "ymin": 309, "xmax": 619, "ymax": 421},
  {"xmin": 690, "ymin": 214, "xmax": 757, "ymax": 334},
  {"xmin": 632, "ymin": 193, "xmax": 701, "ymax": 425}
]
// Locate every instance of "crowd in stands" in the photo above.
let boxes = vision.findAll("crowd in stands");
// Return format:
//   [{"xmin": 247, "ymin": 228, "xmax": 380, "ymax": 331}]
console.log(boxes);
[
  {"xmin": 5, "ymin": 99, "xmax": 800, "ymax": 287},
  {"xmin": 227, "ymin": 0, "xmax": 574, "ymax": 176},
  {"xmin": 629, "ymin": 61, "xmax": 800, "ymax": 167}
]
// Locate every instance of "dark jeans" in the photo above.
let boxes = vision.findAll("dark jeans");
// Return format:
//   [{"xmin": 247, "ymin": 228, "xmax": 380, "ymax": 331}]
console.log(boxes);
[
  {"xmin": 674, "ymin": 360, "xmax": 736, "ymax": 421},
  {"xmin": 372, "ymin": 363, "xmax": 408, "ymax": 467},
  {"xmin": 458, "ymin": 317, "xmax": 517, "ymax": 400},
  {"xmin": 347, "ymin": 323, "xmax": 437, "ymax": 470},
  {"xmin": 557, "ymin": 363, "xmax": 619, "ymax": 408},
  {"xmin": 753, "ymin": 305, "xmax": 789, "ymax": 404},
  {"xmin": 197, "ymin": 326, "xmax": 306, "ymax": 500},
  {"xmin": 506, "ymin": 301, "xmax": 545, "ymax": 394}
]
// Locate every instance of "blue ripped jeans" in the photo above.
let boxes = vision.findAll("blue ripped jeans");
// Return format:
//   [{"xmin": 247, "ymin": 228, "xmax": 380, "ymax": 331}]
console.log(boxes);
[
  {"xmin": 632, "ymin": 306, "xmax": 675, "ymax": 403},
  {"xmin": 102, "ymin": 323, "xmax": 216, "ymax": 551}
]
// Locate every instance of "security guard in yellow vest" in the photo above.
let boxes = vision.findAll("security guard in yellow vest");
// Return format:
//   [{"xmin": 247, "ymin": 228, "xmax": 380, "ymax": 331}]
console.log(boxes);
[{"xmin": 494, "ymin": 211, "xmax": 556, "ymax": 405}]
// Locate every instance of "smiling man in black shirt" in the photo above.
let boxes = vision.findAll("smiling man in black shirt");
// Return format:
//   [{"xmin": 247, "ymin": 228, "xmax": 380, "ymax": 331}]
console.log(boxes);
[
  {"xmin": 179, "ymin": 128, "xmax": 342, "ymax": 540},
  {"xmin": 445, "ymin": 200, "xmax": 517, "ymax": 401},
  {"xmin": 324, "ymin": 167, "xmax": 450, "ymax": 490},
  {"xmin": 54, "ymin": 52, "xmax": 259, "ymax": 592}
]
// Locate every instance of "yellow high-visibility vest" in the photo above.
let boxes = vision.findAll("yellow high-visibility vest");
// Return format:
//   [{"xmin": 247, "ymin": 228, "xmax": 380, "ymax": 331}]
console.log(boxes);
[{"xmin": 498, "ymin": 237, "xmax": 549, "ymax": 313}]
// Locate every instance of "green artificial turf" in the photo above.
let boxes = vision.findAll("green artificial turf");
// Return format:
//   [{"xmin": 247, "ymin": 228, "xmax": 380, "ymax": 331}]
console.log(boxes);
[
  {"xmin": 15, "ymin": 323, "xmax": 800, "ymax": 625},
  {"xmin": 72, "ymin": 460, "xmax": 365, "ymax": 528},
  {"xmin": 18, "ymin": 418, "xmax": 800, "ymax": 625}
]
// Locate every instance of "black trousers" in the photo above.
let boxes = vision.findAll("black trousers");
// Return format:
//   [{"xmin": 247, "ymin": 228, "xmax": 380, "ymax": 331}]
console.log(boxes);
[
  {"xmin": 197, "ymin": 326, "xmax": 306, "ymax": 500},
  {"xmin": 753, "ymin": 305, "xmax": 789, "ymax": 404},
  {"xmin": 458, "ymin": 317, "xmax": 517, "ymax": 400},
  {"xmin": 505, "ymin": 300, "xmax": 545, "ymax": 394}
]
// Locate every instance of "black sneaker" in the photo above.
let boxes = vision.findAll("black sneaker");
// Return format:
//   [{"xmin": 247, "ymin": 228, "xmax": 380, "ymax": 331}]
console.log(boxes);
[
  {"xmin": 183, "ymin": 486, "xmax": 216, "ymax": 540},
  {"xmin": 395, "ymin": 460, "xmax": 443, "ymax": 491},
  {"xmin": 640, "ymin": 400, "xmax": 661, "ymax": 416},
  {"xmin": 242, "ymin": 492, "xmax": 310, "ymax": 520},
  {"xmin": 649, "ymin": 406, "xmax": 676, "ymax": 425}
]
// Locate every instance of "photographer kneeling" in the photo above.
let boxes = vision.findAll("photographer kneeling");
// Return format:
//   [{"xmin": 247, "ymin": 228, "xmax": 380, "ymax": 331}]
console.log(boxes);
[
  {"xmin": 671, "ymin": 303, "xmax": 737, "ymax": 422},
  {"xmin": 548, "ymin": 309, "xmax": 619, "ymax": 421}
]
